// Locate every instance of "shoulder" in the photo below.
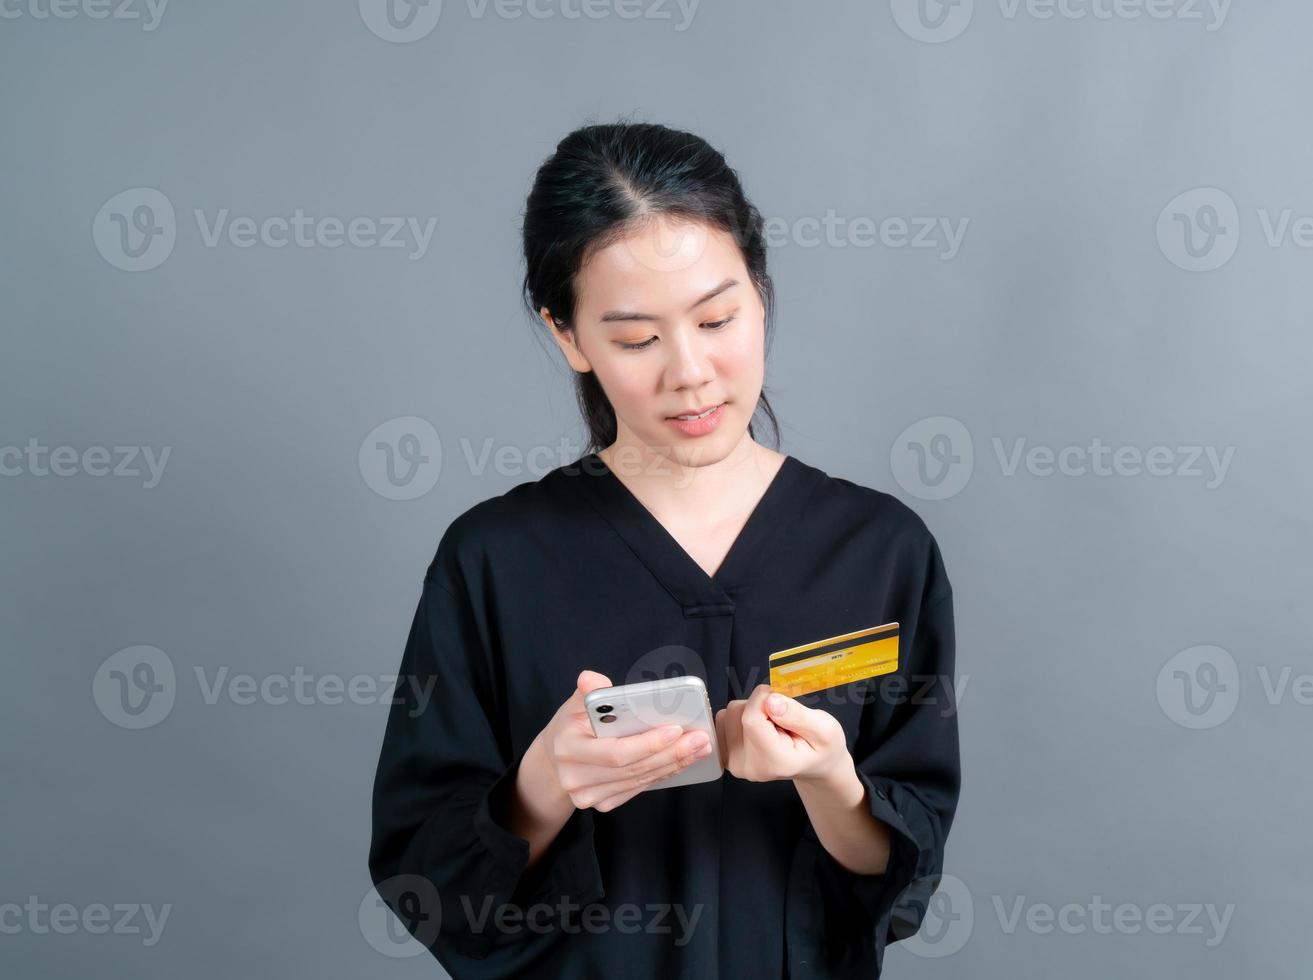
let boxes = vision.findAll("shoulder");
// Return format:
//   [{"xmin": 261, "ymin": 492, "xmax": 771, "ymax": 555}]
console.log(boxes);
[
  {"xmin": 797, "ymin": 456, "xmax": 934, "ymax": 544},
  {"xmin": 421, "ymin": 469, "xmax": 561, "ymax": 588},
  {"xmin": 794, "ymin": 455, "xmax": 952, "ymax": 598}
]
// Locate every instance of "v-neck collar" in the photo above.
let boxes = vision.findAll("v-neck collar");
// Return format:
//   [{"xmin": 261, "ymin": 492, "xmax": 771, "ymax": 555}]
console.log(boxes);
[{"xmin": 568, "ymin": 451, "xmax": 820, "ymax": 615}]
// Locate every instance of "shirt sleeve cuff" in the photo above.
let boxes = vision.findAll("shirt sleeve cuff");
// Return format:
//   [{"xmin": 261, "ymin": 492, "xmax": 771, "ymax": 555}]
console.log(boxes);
[
  {"xmin": 805, "ymin": 769, "xmax": 925, "ymax": 931},
  {"xmin": 471, "ymin": 753, "xmax": 607, "ymax": 911}
]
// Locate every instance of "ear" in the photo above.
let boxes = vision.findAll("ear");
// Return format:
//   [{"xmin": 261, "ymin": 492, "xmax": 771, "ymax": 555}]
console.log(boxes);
[{"xmin": 542, "ymin": 308, "xmax": 593, "ymax": 374}]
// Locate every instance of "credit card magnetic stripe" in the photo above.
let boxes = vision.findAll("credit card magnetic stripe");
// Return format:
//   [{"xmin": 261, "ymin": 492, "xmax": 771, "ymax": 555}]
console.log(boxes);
[
  {"xmin": 768, "ymin": 622, "xmax": 900, "ymax": 697},
  {"xmin": 768, "ymin": 624, "xmax": 900, "ymax": 669}
]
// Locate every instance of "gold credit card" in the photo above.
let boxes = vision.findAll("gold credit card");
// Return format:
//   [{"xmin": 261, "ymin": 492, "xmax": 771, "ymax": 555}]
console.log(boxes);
[{"xmin": 768, "ymin": 622, "xmax": 900, "ymax": 697}]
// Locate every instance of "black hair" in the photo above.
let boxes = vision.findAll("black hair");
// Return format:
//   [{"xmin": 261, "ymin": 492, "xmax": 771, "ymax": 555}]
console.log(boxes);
[{"xmin": 520, "ymin": 117, "xmax": 782, "ymax": 455}]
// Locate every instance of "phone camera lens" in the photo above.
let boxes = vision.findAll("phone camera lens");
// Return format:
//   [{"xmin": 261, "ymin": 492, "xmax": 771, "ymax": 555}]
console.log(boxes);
[
  {"xmin": 599, "ymin": 714, "xmax": 616, "ymax": 724},
  {"xmin": 595, "ymin": 704, "xmax": 613, "ymax": 713}
]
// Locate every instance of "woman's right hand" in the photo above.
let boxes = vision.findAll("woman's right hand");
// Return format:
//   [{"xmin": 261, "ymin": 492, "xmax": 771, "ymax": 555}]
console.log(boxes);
[{"xmin": 537, "ymin": 669, "xmax": 715, "ymax": 813}]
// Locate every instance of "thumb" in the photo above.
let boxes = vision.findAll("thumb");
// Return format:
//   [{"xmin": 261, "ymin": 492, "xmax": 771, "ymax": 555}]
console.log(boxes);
[
  {"xmin": 764, "ymin": 690, "xmax": 815, "ymax": 733},
  {"xmin": 564, "ymin": 669, "xmax": 613, "ymax": 711},
  {"xmin": 577, "ymin": 669, "xmax": 613, "ymax": 695},
  {"xmin": 560, "ymin": 670, "xmax": 614, "ymax": 732}
]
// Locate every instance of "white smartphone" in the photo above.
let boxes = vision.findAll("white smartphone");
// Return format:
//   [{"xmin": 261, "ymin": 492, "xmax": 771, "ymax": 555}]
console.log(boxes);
[{"xmin": 583, "ymin": 675, "xmax": 724, "ymax": 790}]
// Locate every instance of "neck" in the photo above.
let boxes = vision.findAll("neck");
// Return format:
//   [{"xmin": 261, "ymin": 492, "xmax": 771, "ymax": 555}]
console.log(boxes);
[{"xmin": 598, "ymin": 432, "xmax": 783, "ymax": 510}]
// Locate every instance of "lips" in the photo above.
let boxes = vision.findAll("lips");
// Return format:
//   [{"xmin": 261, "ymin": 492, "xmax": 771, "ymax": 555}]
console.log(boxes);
[
  {"xmin": 668, "ymin": 403, "xmax": 723, "ymax": 420},
  {"xmin": 665, "ymin": 402, "xmax": 725, "ymax": 437}
]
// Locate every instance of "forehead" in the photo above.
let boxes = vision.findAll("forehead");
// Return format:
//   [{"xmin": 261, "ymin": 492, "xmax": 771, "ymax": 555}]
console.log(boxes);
[{"xmin": 574, "ymin": 216, "xmax": 746, "ymax": 317}]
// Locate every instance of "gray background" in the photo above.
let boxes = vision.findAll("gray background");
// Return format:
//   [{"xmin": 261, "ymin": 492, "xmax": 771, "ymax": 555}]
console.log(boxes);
[{"xmin": 3, "ymin": 0, "xmax": 1309, "ymax": 976}]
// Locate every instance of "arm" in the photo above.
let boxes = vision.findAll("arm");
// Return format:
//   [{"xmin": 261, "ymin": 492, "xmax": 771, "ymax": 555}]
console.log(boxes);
[
  {"xmin": 716, "ymin": 575, "xmax": 959, "ymax": 976},
  {"xmin": 368, "ymin": 566, "xmax": 605, "ymax": 971},
  {"xmin": 812, "ymin": 582, "xmax": 961, "ymax": 946},
  {"xmin": 499, "ymin": 733, "xmax": 576, "ymax": 872},
  {"xmin": 794, "ymin": 755, "xmax": 893, "ymax": 875}
]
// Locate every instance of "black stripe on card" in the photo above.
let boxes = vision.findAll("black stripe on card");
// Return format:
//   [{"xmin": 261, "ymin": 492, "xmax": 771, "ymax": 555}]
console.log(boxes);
[{"xmin": 768, "ymin": 627, "xmax": 899, "ymax": 669}]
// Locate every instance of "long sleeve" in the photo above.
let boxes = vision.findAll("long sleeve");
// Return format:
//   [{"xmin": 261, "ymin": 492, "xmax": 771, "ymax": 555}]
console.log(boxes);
[
  {"xmin": 367, "ymin": 557, "xmax": 606, "ymax": 976},
  {"xmin": 789, "ymin": 535, "xmax": 961, "ymax": 975}
]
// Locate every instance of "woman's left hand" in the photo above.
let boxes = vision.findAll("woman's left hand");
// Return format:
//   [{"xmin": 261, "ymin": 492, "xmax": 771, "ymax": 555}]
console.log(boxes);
[{"xmin": 715, "ymin": 684, "xmax": 851, "ymax": 784}]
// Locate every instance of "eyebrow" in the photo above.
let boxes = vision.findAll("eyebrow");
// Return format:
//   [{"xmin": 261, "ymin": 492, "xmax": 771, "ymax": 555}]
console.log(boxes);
[{"xmin": 598, "ymin": 278, "xmax": 740, "ymax": 324}]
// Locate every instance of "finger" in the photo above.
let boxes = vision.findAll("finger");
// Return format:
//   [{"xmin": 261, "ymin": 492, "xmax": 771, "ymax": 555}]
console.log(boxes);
[
  {"xmin": 559, "ymin": 670, "xmax": 614, "ymax": 725},
  {"xmin": 588, "ymin": 734, "xmax": 712, "ymax": 806},
  {"xmin": 590, "ymin": 785, "xmax": 644, "ymax": 813},
  {"xmin": 721, "ymin": 700, "xmax": 746, "ymax": 761},
  {"xmin": 579, "ymin": 669, "xmax": 613, "ymax": 690},
  {"xmin": 589, "ymin": 744, "xmax": 710, "ymax": 812},
  {"xmin": 567, "ymin": 741, "xmax": 711, "ymax": 809},
  {"xmin": 567, "ymin": 720, "xmax": 705, "ymax": 769},
  {"xmin": 755, "ymin": 684, "xmax": 834, "ymax": 741},
  {"xmin": 558, "ymin": 670, "xmax": 616, "ymax": 735},
  {"xmin": 560, "ymin": 729, "xmax": 712, "ymax": 785},
  {"xmin": 567, "ymin": 708, "xmax": 598, "ymax": 737},
  {"xmin": 741, "ymin": 685, "xmax": 787, "ymax": 740},
  {"xmin": 562, "ymin": 669, "xmax": 613, "ymax": 713},
  {"xmin": 743, "ymin": 684, "xmax": 774, "ymax": 722}
]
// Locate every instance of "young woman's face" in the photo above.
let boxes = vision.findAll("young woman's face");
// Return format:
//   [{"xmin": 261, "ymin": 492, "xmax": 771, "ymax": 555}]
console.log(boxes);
[{"xmin": 548, "ymin": 215, "xmax": 767, "ymax": 470}]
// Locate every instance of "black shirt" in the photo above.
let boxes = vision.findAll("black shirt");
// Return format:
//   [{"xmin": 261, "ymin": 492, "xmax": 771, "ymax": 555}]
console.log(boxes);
[{"xmin": 368, "ymin": 451, "xmax": 960, "ymax": 978}]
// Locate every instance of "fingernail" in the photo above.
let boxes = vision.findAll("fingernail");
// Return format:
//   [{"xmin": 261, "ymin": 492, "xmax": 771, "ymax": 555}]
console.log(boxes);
[
  {"xmin": 768, "ymin": 693, "xmax": 787, "ymax": 713},
  {"xmin": 688, "ymin": 732, "xmax": 709, "ymax": 751},
  {"xmin": 660, "ymin": 726, "xmax": 682, "ymax": 743}
]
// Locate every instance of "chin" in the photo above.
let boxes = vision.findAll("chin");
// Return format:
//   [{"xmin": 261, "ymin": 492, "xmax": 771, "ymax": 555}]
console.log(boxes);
[{"xmin": 670, "ymin": 432, "xmax": 743, "ymax": 466}]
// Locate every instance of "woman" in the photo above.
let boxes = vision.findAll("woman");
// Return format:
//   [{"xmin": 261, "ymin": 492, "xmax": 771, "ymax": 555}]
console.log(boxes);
[{"xmin": 368, "ymin": 120, "xmax": 960, "ymax": 979}]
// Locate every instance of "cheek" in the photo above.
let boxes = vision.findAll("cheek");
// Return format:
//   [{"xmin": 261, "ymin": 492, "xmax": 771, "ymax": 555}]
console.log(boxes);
[
  {"xmin": 719, "ymin": 320, "xmax": 765, "ymax": 379},
  {"xmin": 594, "ymin": 351, "xmax": 655, "ymax": 412}
]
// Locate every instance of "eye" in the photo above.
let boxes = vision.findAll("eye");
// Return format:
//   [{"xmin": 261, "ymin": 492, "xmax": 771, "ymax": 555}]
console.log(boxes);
[
  {"xmin": 616, "ymin": 317, "xmax": 735, "ymax": 352},
  {"xmin": 618, "ymin": 336, "xmax": 658, "ymax": 351}
]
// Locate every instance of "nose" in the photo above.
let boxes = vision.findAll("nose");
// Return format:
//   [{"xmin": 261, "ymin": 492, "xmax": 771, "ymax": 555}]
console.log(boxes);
[{"xmin": 663, "ymin": 323, "xmax": 715, "ymax": 391}]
